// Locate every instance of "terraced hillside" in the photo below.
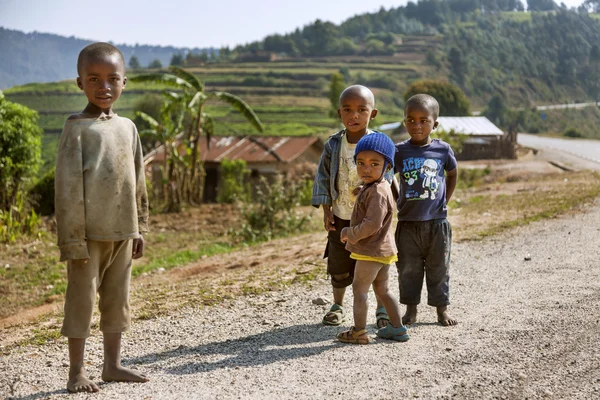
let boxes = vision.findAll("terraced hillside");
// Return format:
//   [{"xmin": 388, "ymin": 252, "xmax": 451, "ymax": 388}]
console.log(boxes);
[{"xmin": 5, "ymin": 37, "xmax": 437, "ymax": 172}]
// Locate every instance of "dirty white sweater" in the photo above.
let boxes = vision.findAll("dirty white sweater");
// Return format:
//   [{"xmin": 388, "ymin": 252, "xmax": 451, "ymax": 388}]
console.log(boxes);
[{"xmin": 55, "ymin": 115, "xmax": 149, "ymax": 261}]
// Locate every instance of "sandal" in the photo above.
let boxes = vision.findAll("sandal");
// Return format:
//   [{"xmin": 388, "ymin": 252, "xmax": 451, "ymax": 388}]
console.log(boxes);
[
  {"xmin": 322, "ymin": 304, "xmax": 345, "ymax": 326},
  {"xmin": 375, "ymin": 307, "xmax": 390, "ymax": 329},
  {"xmin": 336, "ymin": 327, "xmax": 370, "ymax": 344},
  {"xmin": 376, "ymin": 324, "xmax": 409, "ymax": 342}
]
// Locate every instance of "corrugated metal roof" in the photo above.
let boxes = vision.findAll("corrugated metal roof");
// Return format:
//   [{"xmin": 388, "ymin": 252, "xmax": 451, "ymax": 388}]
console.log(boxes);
[
  {"xmin": 145, "ymin": 135, "xmax": 322, "ymax": 165},
  {"xmin": 378, "ymin": 117, "xmax": 504, "ymax": 136},
  {"xmin": 378, "ymin": 122, "xmax": 402, "ymax": 131},
  {"xmin": 437, "ymin": 117, "xmax": 503, "ymax": 136}
]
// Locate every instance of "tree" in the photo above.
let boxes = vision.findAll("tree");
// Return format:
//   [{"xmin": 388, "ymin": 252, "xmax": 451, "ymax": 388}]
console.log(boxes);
[
  {"xmin": 448, "ymin": 46, "xmax": 467, "ymax": 86},
  {"xmin": 129, "ymin": 55, "xmax": 141, "ymax": 69},
  {"xmin": 133, "ymin": 93, "xmax": 168, "ymax": 153},
  {"xmin": 328, "ymin": 72, "xmax": 346, "ymax": 120},
  {"xmin": 403, "ymin": 80, "xmax": 471, "ymax": 116},
  {"xmin": 136, "ymin": 96, "xmax": 188, "ymax": 212},
  {"xmin": 580, "ymin": 44, "xmax": 600, "ymax": 101},
  {"xmin": 170, "ymin": 53, "xmax": 184, "ymax": 66},
  {"xmin": 0, "ymin": 91, "xmax": 43, "ymax": 210},
  {"xmin": 130, "ymin": 67, "xmax": 263, "ymax": 204},
  {"xmin": 148, "ymin": 59, "xmax": 163, "ymax": 69},
  {"xmin": 527, "ymin": 0, "xmax": 557, "ymax": 11},
  {"xmin": 582, "ymin": 0, "xmax": 600, "ymax": 12},
  {"xmin": 483, "ymin": 93, "xmax": 509, "ymax": 126}
]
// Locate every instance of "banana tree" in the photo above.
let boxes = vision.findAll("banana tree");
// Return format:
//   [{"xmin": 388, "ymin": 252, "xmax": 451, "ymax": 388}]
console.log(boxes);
[
  {"xmin": 130, "ymin": 66, "xmax": 264, "ymax": 204},
  {"xmin": 137, "ymin": 94, "xmax": 188, "ymax": 211}
]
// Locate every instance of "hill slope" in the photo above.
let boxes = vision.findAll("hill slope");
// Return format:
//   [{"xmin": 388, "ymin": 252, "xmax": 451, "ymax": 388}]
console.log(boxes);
[{"xmin": 0, "ymin": 28, "xmax": 214, "ymax": 89}]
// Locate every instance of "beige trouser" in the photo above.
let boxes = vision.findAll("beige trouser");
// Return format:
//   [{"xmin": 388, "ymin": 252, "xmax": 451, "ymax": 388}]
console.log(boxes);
[{"xmin": 61, "ymin": 239, "xmax": 133, "ymax": 338}]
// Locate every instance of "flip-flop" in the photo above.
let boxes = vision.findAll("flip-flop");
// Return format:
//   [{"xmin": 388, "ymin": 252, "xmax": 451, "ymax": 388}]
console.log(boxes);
[
  {"xmin": 375, "ymin": 307, "xmax": 390, "ymax": 328},
  {"xmin": 322, "ymin": 304, "xmax": 345, "ymax": 326}
]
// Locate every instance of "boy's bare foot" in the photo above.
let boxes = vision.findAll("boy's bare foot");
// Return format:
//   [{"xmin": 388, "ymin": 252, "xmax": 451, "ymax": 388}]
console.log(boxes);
[
  {"xmin": 402, "ymin": 305, "xmax": 418, "ymax": 325},
  {"xmin": 67, "ymin": 368, "xmax": 100, "ymax": 393},
  {"xmin": 437, "ymin": 306, "xmax": 458, "ymax": 326},
  {"xmin": 102, "ymin": 365, "xmax": 149, "ymax": 383}
]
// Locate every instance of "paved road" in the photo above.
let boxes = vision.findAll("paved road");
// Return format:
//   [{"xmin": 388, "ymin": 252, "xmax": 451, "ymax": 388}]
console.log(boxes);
[
  {"xmin": 518, "ymin": 133, "xmax": 600, "ymax": 170},
  {"xmin": 535, "ymin": 101, "xmax": 600, "ymax": 111}
]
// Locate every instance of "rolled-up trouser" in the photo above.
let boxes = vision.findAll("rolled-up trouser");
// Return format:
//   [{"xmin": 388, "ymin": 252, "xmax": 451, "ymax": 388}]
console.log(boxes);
[
  {"xmin": 395, "ymin": 218, "xmax": 451, "ymax": 307},
  {"xmin": 61, "ymin": 239, "xmax": 133, "ymax": 338}
]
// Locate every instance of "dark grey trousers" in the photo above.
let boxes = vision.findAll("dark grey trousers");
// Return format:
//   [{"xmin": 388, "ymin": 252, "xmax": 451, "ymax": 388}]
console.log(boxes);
[{"xmin": 395, "ymin": 218, "xmax": 452, "ymax": 307}]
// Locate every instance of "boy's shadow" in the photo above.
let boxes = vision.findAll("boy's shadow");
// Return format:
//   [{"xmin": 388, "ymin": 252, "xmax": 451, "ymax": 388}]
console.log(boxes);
[
  {"xmin": 127, "ymin": 323, "xmax": 341, "ymax": 375},
  {"xmin": 7, "ymin": 389, "xmax": 65, "ymax": 400}
]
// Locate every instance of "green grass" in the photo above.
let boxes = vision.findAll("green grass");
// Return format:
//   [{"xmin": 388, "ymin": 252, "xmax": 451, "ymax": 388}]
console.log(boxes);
[
  {"xmin": 132, "ymin": 242, "xmax": 234, "ymax": 277},
  {"xmin": 22, "ymin": 328, "xmax": 62, "ymax": 346}
]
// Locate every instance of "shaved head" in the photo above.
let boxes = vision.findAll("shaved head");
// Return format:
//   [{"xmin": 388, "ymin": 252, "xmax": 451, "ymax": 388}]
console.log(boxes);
[
  {"xmin": 405, "ymin": 94, "xmax": 440, "ymax": 119},
  {"xmin": 77, "ymin": 42, "xmax": 125, "ymax": 76},
  {"xmin": 339, "ymin": 85, "xmax": 375, "ymax": 108}
]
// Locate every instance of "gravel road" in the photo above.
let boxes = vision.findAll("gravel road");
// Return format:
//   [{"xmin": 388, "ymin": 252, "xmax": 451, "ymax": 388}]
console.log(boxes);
[{"xmin": 2, "ymin": 198, "xmax": 600, "ymax": 399}]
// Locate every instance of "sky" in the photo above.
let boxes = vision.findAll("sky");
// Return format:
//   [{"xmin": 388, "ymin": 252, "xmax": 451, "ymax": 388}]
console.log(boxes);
[{"xmin": 0, "ymin": 0, "xmax": 588, "ymax": 49}]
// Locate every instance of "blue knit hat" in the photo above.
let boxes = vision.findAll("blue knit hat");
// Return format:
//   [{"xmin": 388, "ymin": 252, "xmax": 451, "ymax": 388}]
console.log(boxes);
[{"xmin": 354, "ymin": 132, "xmax": 395, "ymax": 169}]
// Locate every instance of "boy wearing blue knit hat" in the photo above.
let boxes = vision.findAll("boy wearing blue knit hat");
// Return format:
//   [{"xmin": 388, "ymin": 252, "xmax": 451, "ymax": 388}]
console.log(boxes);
[
  {"xmin": 312, "ymin": 85, "xmax": 394, "ymax": 328},
  {"xmin": 337, "ymin": 132, "xmax": 409, "ymax": 344}
]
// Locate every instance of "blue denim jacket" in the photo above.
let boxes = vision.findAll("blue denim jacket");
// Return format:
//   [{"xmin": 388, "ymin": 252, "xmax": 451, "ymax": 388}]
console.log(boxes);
[{"xmin": 311, "ymin": 129, "xmax": 394, "ymax": 208}]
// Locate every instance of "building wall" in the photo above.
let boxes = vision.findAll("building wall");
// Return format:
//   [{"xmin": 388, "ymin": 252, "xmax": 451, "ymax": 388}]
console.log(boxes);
[{"xmin": 456, "ymin": 135, "xmax": 517, "ymax": 161}]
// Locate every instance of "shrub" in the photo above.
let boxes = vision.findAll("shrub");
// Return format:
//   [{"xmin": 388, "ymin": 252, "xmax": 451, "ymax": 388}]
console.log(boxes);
[
  {"xmin": 217, "ymin": 159, "xmax": 251, "ymax": 203},
  {"xmin": 286, "ymin": 161, "xmax": 317, "ymax": 206},
  {"xmin": 434, "ymin": 128, "xmax": 467, "ymax": 155},
  {"xmin": 232, "ymin": 174, "xmax": 311, "ymax": 243},
  {"xmin": 0, "ymin": 91, "xmax": 43, "ymax": 211},
  {"xmin": 0, "ymin": 191, "xmax": 41, "ymax": 243},
  {"xmin": 563, "ymin": 127, "xmax": 584, "ymax": 138},
  {"xmin": 29, "ymin": 167, "xmax": 55, "ymax": 216}
]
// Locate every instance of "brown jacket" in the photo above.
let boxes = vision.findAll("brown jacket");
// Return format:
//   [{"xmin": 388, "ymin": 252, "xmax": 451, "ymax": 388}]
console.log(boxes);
[
  {"xmin": 343, "ymin": 179, "xmax": 397, "ymax": 258},
  {"xmin": 55, "ymin": 115, "xmax": 149, "ymax": 261}
]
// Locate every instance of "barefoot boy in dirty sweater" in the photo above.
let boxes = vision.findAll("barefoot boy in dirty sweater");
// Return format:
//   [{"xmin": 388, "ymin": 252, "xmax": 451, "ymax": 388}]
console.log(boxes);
[
  {"xmin": 312, "ymin": 85, "xmax": 393, "ymax": 328},
  {"xmin": 394, "ymin": 94, "xmax": 458, "ymax": 327},
  {"xmin": 337, "ymin": 132, "xmax": 409, "ymax": 344},
  {"xmin": 55, "ymin": 42, "xmax": 149, "ymax": 393}
]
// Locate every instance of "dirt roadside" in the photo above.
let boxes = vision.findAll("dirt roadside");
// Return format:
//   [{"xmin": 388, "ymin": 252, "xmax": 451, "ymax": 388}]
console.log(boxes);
[
  {"xmin": 1, "ymin": 150, "xmax": 600, "ymax": 399},
  {"xmin": 2, "ymin": 194, "xmax": 599, "ymax": 399}
]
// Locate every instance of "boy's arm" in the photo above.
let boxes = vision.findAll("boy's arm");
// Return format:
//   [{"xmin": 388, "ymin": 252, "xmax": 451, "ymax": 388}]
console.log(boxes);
[
  {"xmin": 391, "ymin": 148, "xmax": 401, "ymax": 202},
  {"xmin": 132, "ymin": 129, "xmax": 149, "ymax": 259},
  {"xmin": 391, "ymin": 175, "xmax": 400, "ymax": 203},
  {"xmin": 445, "ymin": 144, "xmax": 458, "ymax": 204},
  {"xmin": 343, "ymin": 189, "xmax": 387, "ymax": 244},
  {"xmin": 446, "ymin": 167, "xmax": 457, "ymax": 203},
  {"xmin": 55, "ymin": 125, "xmax": 88, "ymax": 262},
  {"xmin": 311, "ymin": 143, "xmax": 332, "ymax": 208},
  {"xmin": 133, "ymin": 129, "xmax": 149, "ymax": 234},
  {"xmin": 311, "ymin": 143, "xmax": 336, "ymax": 231}
]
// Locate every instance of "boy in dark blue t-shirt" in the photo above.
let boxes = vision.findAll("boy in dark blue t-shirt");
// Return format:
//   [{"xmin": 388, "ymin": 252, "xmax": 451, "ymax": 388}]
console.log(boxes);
[{"xmin": 394, "ymin": 94, "xmax": 458, "ymax": 326}]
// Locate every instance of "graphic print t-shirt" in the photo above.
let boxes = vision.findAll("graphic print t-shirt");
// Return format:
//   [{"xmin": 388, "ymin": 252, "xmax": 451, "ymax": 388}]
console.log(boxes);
[
  {"xmin": 394, "ymin": 139, "xmax": 457, "ymax": 221},
  {"xmin": 333, "ymin": 134, "xmax": 362, "ymax": 220}
]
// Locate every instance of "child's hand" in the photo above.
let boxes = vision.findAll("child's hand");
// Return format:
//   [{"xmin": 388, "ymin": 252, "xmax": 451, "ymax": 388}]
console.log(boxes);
[
  {"xmin": 323, "ymin": 206, "xmax": 336, "ymax": 232},
  {"xmin": 352, "ymin": 185, "xmax": 363, "ymax": 197},
  {"xmin": 75, "ymin": 258, "xmax": 89, "ymax": 264},
  {"xmin": 340, "ymin": 228, "xmax": 348, "ymax": 243},
  {"xmin": 132, "ymin": 235, "xmax": 145, "ymax": 259}
]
